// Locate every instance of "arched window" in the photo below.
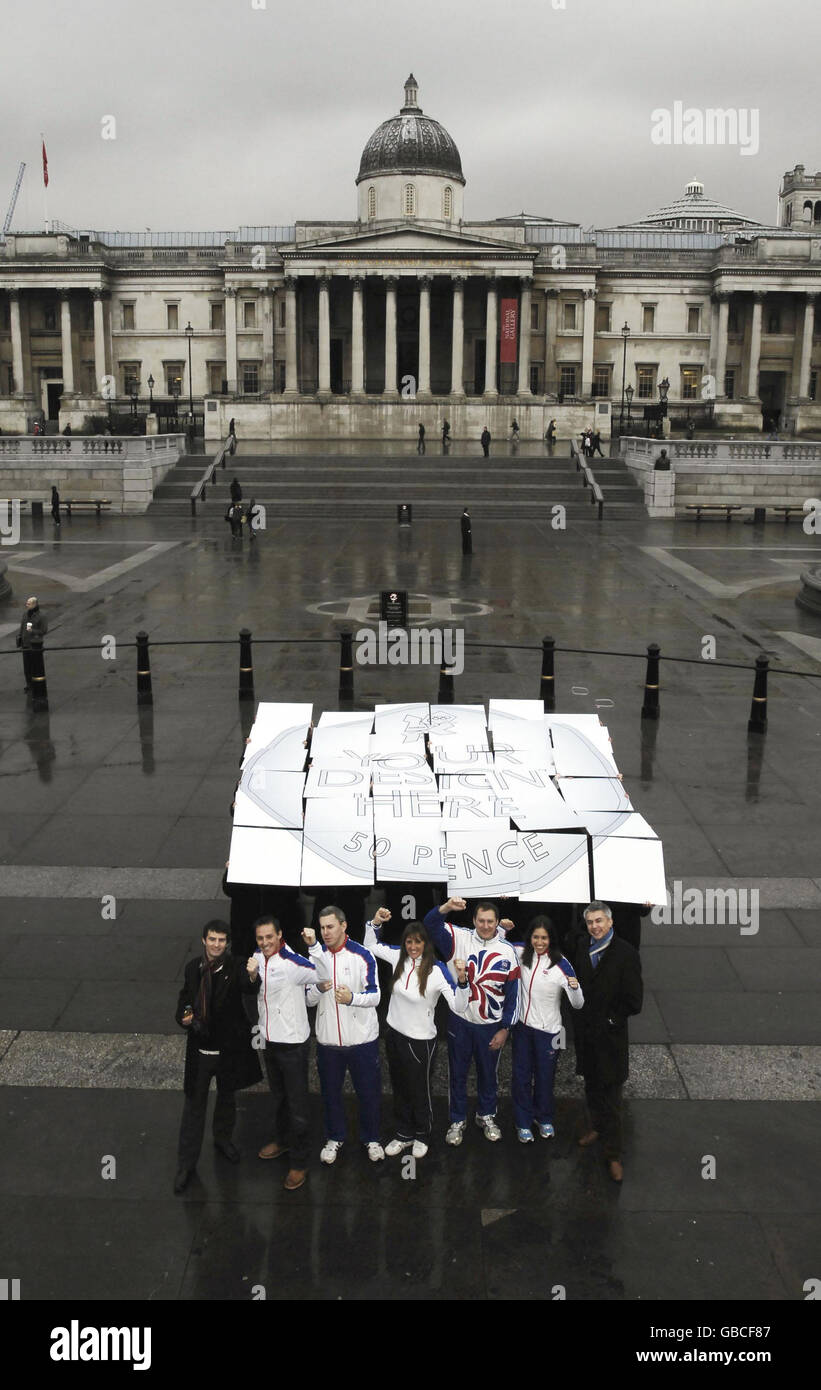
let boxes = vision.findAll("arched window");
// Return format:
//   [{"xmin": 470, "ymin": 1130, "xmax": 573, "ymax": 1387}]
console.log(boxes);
[
  {"xmin": 443, "ymin": 185, "xmax": 453, "ymax": 220},
  {"xmin": 804, "ymin": 200, "xmax": 813, "ymax": 219},
  {"xmin": 367, "ymin": 186, "xmax": 376, "ymax": 220},
  {"xmin": 403, "ymin": 184, "xmax": 416, "ymax": 216},
  {"xmin": 785, "ymin": 203, "xmax": 793, "ymax": 225},
  {"xmin": 815, "ymin": 200, "xmax": 821, "ymax": 224}
]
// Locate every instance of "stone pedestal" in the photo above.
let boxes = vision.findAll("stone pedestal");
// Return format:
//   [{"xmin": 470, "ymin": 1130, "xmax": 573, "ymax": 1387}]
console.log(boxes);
[
  {"xmin": 796, "ymin": 566, "xmax": 821, "ymax": 616},
  {"xmin": 644, "ymin": 468, "xmax": 676, "ymax": 518}
]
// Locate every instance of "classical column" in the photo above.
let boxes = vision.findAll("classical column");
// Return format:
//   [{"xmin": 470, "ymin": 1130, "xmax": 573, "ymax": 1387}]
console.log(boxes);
[
  {"xmin": 59, "ymin": 290, "xmax": 75, "ymax": 395},
  {"xmin": 318, "ymin": 276, "xmax": 331, "ymax": 395},
  {"xmin": 450, "ymin": 276, "xmax": 465, "ymax": 396},
  {"xmin": 745, "ymin": 291, "xmax": 764, "ymax": 398},
  {"xmin": 483, "ymin": 279, "xmax": 498, "ymax": 397},
  {"xmin": 517, "ymin": 278, "xmax": 533, "ymax": 396},
  {"xmin": 544, "ymin": 289, "xmax": 559, "ymax": 395},
  {"xmin": 261, "ymin": 287, "xmax": 274, "ymax": 391},
  {"xmin": 284, "ymin": 277, "xmax": 298, "ymax": 396},
  {"xmin": 798, "ymin": 292, "xmax": 817, "ymax": 398},
  {"xmin": 224, "ymin": 287, "xmax": 238, "ymax": 391},
  {"xmin": 581, "ymin": 289, "xmax": 595, "ymax": 397},
  {"xmin": 92, "ymin": 289, "xmax": 107, "ymax": 394},
  {"xmin": 351, "ymin": 277, "xmax": 365, "ymax": 395},
  {"xmin": 383, "ymin": 277, "xmax": 398, "ymax": 397},
  {"xmin": 418, "ymin": 275, "xmax": 432, "ymax": 398},
  {"xmin": 714, "ymin": 294, "xmax": 730, "ymax": 398},
  {"xmin": 9, "ymin": 291, "xmax": 25, "ymax": 395}
]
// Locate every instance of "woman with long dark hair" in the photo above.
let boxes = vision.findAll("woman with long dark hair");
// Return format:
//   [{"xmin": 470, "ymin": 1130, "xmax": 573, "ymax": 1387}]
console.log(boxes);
[
  {"xmin": 511, "ymin": 915, "xmax": 583, "ymax": 1143},
  {"xmin": 365, "ymin": 908, "xmax": 469, "ymax": 1158}
]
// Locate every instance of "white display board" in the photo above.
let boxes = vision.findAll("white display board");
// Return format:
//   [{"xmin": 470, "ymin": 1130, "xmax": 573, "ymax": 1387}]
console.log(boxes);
[{"xmin": 592, "ymin": 835, "xmax": 667, "ymax": 904}]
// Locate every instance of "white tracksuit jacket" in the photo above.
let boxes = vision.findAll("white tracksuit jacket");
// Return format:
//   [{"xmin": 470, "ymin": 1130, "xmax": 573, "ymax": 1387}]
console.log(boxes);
[
  {"xmin": 308, "ymin": 936, "xmax": 380, "ymax": 1047},
  {"xmin": 364, "ymin": 921, "xmax": 469, "ymax": 1040}
]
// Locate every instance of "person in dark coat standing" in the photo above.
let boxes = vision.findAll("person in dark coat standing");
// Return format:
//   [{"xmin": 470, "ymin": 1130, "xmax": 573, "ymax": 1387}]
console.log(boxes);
[
  {"xmin": 567, "ymin": 900, "xmax": 643, "ymax": 1184},
  {"xmin": 173, "ymin": 920, "xmax": 261, "ymax": 1193},
  {"xmin": 417, "ymin": 423, "xmax": 426, "ymax": 455},
  {"xmin": 480, "ymin": 427, "xmax": 491, "ymax": 457},
  {"xmin": 442, "ymin": 420, "xmax": 451, "ymax": 450},
  {"xmin": 50, "ymin": 486, "xmax": 61, "ymax": 525},
  {"xmin": 17, "ymin": 596, "xmax": 48, "ymax": 694},
  {"xmin": 545, "ymin": 419, "xmax": 557, "ymax": 447},
  {"xmin": 460, "ymin": 507, "xmax": 472, "ymax": 555},
  {"xmin": 229, "ymin": 476, "xmax": 242, "ymax": 504}
]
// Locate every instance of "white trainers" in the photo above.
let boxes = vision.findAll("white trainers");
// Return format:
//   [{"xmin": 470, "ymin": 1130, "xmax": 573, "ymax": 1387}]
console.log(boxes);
[
  {"xmin": 320, "ymin": 1140, "xmax": 343, "ymax": 1165},
  {"xmin": 445, "ymin": 1121, "xmax": 466, "ymax": 1146},
  {"xmin": 366, "ymin": 1142, "xmax": 385, "ymax": 1162},
  {"xmin": 476, "ymin": 1113, "xmax": 502, "ymax": 1142},
  {"xmin": 411, "ymin": 1140, "xmax": 429, "ymax": 1159},
  {"xmin": 517, "ymin": 1127, "xmax": 534, "ymax": 1144},
  {"xmin": 385, "ymin": 1138, "xmax": 412, "ymax": 1157}
]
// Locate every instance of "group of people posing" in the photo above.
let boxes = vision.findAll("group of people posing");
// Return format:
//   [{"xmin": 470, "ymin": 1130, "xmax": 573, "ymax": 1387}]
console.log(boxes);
[{"xmin": 174, "ymin": 894, "xmax": 643, "ymax": 1194}]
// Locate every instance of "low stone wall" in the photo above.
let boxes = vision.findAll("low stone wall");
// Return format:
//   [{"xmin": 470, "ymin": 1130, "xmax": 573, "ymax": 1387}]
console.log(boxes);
[
  {"xmin": 622, "ymin": 435, "xmax": 821, "ymax": 517},
  {"xmin": 204, "ymin": 397, "xmax": 614, "ymax": 443},
  {"xmin": 0, "ymin": 436, "xmax": 184, "ymax": 514}
]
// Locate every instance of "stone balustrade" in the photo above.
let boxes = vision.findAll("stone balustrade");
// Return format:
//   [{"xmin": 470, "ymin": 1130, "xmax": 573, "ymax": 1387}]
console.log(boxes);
[{"xmin": 0, "ymin": 434, "xmax": 184, "ymax": 513}]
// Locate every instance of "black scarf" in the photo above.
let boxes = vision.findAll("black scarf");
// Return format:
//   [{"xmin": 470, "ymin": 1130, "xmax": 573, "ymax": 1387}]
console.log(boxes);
[{"xmin": 195, "ymin": 954, "xmax": 224, "ymax": 1029}]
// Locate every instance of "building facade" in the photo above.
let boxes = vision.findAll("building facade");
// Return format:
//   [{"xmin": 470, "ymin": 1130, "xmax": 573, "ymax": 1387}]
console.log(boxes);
[{"xmin": 1, "ymin": 79, "xmax": 820, "ymax": 440}]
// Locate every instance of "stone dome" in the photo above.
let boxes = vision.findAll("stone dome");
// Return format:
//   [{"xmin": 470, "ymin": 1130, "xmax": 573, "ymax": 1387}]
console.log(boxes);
[{"xmin": 356, "ymin": 75, "xmax": 465, "ymax": 185}]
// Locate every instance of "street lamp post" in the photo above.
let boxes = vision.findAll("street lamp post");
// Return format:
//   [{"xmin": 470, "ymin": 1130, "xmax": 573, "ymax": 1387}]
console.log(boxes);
[
  {"xmin": 185, "ymin": 322, "xmax": 194, "ymax": 420},
  {"xmin": 658, "ymin": 376, "xmax": 670, "ymax": 438},
  {"xmin": 147, "ymin": 374, "xmax": 155, "ymax": 412},
  {"xmin": 626, "ymin": 383, "xmax": 634, "ymax": 432},
  {"xmin": 619, "ymin": 322, "xmax": 630, "ymax": 434}
]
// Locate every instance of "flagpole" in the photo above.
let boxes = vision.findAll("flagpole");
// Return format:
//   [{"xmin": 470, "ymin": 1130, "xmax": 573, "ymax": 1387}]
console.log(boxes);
[{"xmin": 41, "ymin": 132, "xmax": 48, "ymax": 230}]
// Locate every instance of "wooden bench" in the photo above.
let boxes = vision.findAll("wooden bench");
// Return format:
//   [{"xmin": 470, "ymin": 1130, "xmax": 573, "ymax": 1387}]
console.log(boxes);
[
  {"xmin": 772, "ymin": 505, "xmax": 805, "ymax": 524},
  {"xmin": 64, "ymin": 499, "xmax": 112, "ymax": 517},
  {"xmin": 686, "ymin": 504, "xmax": 741, "ymax": 522}
]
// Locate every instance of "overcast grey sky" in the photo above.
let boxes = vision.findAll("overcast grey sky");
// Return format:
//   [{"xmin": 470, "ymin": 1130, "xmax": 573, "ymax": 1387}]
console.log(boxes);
[{"xmin": 2, "ymin": 0, "xmax": 817, "ymax": 233}]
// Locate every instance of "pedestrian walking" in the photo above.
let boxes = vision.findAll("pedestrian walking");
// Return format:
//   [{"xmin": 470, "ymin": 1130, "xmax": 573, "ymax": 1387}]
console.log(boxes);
[
  {"xmin": 592, "ymin": 429, "xmax": 604, "ymax": 457},
  {"xmin": 442, "ymin": 420, "xmax": 451, "ymax": 449},
  {"xmin": 364, "ymin": 908, "xmax": 469, "ymax": 1158},
  {"xmin": 17, "ymin": 596, "xmax": 48, "ymax": 694},
  {"xmin": 225, "ymin": 502, "xmax": 244, "ymax": 538},
  {"xmin": 480, "ymin": 427, "xmax": 491, "ymax": 457},
  {"xmin": 228, "ymin": 419, "xmax": 237, "ymax": 455},
  {"xmin": 50, "ymin": 486, "xmax": 61, "ymax": 526},
  {"xmin": 546, "ymin": 419, "xmax": 557, "ymax": 446},
  {"xmin": 229, "ymin": 477, "xmax": 242, "ymax": 504},
  {"xmin": 460, "ymin": 507, "xmax": 472, "ymax": 556},
  {"xmin": 417, "ymin": 423, "xmax": 426, "ymax": 455}
]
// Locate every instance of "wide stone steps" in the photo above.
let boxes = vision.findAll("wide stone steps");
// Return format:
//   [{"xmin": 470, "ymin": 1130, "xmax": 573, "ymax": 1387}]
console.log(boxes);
[{"xmin": 149, "ymin": 451, "xmax": 646, "ymax": 518}]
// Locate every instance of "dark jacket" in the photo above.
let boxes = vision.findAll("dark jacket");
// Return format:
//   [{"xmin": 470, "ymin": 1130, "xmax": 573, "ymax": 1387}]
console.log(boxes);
[
  {"xmin": 567, "ymin": 931, "xmax": 643, "ymax": 1086},
  {"xmin": 176, "ymin": 953, "xmax": 262, "ymax": 1098},
  {"xmin": 229, "ymin": 479, "xmax": 242, "ymax": 502},
  {"xmin": 18, "ymin": 605, "xmax": 48, "ymax": 650}
]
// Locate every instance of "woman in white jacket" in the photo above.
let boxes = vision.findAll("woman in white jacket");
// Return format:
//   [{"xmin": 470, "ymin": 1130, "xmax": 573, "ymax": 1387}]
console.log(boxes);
[
  {"xmin": 511, "ymin": 915, "xmax": 584, "ymax": 1143},
  {"xmin": 365, "ymin": 907, "xmax": 469, "ymax": 1159}
]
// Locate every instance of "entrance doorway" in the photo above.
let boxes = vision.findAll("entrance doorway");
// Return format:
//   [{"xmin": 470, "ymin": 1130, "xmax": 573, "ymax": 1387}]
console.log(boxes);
[
  {"xmin": 759, "ymin": 371, "xmax": 787, "ymax": 430},
  {"xmin": 330, "ymin": 339, "xmax": 344, "ymax": 394},
  {"xmin": 474, "ymin": 340, "xmax": 486, "ymax": 395}
]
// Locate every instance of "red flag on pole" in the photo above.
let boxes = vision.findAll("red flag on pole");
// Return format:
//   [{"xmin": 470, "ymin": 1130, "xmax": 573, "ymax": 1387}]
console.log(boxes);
[{"xmin": 42, "ymin": 138, "xmax": 48, "ymax": 187}]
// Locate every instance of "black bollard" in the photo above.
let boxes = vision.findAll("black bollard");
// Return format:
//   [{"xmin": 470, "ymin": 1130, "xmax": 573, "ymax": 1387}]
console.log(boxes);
[
  {"xmin": 641, "ymin": 642, "xmax": 660, "ymax": 720},
  {"xmin": 136, "ymin": 630, "xmax": 153, "ymax": 707},
  {"xmin": 238, "ymin": 628, "xmax": 254, "ymax": 701},
  {"xmin": 30, "ymin": 636, "xmax": 48, "ymax": 712},
  {"xmin": 338, "ymin": 629, "xmax": 354, "ymax": 703},
  {"xmin": 747, "ymin": 654, "xmax": 769, "ymax": 733},
  {"xmin": 540, "ymin": 635, "xmax": 556, "ymax": 712},
  {"xmin": 438, "ymin": 663, "xmax": 455, "ymax": 705}
]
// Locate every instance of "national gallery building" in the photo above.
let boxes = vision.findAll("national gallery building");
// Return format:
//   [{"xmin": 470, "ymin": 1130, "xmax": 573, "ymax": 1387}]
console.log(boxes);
[{"xmin": 1, "ymin": 75, "xmax": 821, "ymax": 440}]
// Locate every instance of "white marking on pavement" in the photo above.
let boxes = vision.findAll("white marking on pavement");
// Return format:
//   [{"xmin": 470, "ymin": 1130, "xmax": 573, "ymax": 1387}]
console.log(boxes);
[
  {"xmin": 775, "ymin": 631, "xmax": 821, "ymax": 663},
  {"xmin": 4, "ymin": 541, "xmax": 180, "ymax": 593},
  {"xmin": 642, "ymin": 546, "xmax": 803, "ymax": 598}
]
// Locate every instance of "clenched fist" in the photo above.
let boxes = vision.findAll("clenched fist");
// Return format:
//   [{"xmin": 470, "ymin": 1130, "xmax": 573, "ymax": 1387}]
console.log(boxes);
[
  {"xmin": 246, "ymin": 956, "xmax": 259, "ymax": 978},
  {"xmin": 372, "ymin": 906, "xmax": 391, "ymax": 926},
  {"xmin": 453, "ymin": 957, "xmax": 468, "ymax": 984},
  {"xmin": 302, "ymin": 927, "xmax": 317, "ymax": 948},
  {"xmin": 441, "ymin": 896, "xmax": 467, "ymax": 916}
]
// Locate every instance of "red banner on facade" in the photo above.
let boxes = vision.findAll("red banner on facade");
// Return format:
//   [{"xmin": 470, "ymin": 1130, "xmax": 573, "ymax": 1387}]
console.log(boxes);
[{"xmin": 500, "ymin": 297, "xmax": 518, "ymax": 364}]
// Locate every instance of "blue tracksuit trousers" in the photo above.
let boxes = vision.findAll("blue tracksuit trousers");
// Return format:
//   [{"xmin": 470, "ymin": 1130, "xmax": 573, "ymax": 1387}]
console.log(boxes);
[
  {"xmin": 447, "ymin": 1012, "xmax": 502, "ymax": 1122},
  {"xmin": 511, "ymin": 1021, "xmax": 560, "ymax": 1129},
  {"xmin": 316, "ymin": 1039, "xmax": 381, "ymax": 1144}
]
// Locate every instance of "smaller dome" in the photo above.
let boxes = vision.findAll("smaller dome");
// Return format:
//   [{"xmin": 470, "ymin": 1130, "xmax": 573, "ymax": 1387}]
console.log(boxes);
[{"xmin": 356, "ymin": 76, "xmax": 465, "ymax": 185}]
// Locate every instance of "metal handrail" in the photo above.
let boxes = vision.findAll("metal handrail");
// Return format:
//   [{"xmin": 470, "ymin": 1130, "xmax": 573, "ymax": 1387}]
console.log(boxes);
[{"xmin": 190, "ymin": 437, "xmax": 231, "ymax": 513}]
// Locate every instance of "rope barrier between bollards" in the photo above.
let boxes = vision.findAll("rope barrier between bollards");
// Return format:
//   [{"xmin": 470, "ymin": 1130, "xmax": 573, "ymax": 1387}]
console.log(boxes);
[
  {"xmin": 30, "ymin": 635, "xmax": 48, "ymax": 712},
  {"xmin": 338, "ymin": 629, "xmax": 354, "ymax": 703},
  {"xmin": 747, "ymin": 654, "xmax": 769, "ymax": 733},
  {"xmin": 136, "ymin": 630, "xmax": 153, "ymax": 707},
  {"xmin": 238, "ymin": 628, "xmax": 254, "ymax": 701},
  {"xmin": 541, "ymin": 635, "xmax": 555, "ymax": 713},
  {"xmin": 641, "ymin": 642, "xmax": 660, "ymax": 720}
]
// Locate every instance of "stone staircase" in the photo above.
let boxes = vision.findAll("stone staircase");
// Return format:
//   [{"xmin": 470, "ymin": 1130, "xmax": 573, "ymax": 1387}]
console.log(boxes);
[{"xmin": 150, "ymin": 446, "xmax": 646, "ymax": 520}]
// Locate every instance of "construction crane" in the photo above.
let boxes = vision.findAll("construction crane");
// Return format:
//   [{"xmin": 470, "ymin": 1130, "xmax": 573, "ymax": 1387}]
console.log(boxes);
[{"xmin": 3, "ymin": 162, "xmax": 26, "ymax": 238}]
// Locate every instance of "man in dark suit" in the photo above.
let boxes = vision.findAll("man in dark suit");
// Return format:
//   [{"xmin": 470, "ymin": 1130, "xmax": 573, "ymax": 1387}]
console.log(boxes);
[
  {"xmin": 568, "ymin": 900, "xmax": 643, "ymax": 1184},
  {"xmin": 17, "ymin": 596, "xmax": 48, "ymax": 693},
  {"xmin": 174, "ymin": 920, "xmax": 262, "ymax": 1193}
]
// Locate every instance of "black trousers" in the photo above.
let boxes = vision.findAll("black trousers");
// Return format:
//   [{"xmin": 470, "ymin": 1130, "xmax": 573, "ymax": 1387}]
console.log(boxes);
[
  {"xmin": 584, "ymin": 1080, "xmax": 623, "ymax": 1160},
  {"xmin": 177, "ymin": 1052, "xmax": 236, "ymax": 1168},
  {"xmin": 263, "ymin": 1038, "xmax": 311, "ymax": 1169},
  {"xmin": 385, "ymin": 1026, "xmax": 436, "ymax": 1141},
  {"xmin": 21, "ymin": 649, "xmax": 34, "ymax": 687}
]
